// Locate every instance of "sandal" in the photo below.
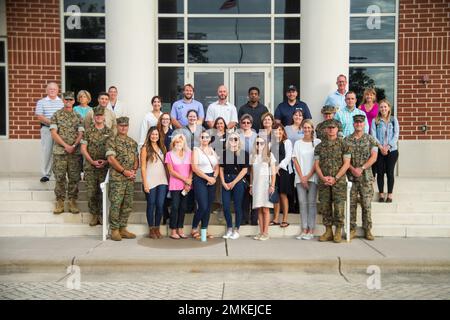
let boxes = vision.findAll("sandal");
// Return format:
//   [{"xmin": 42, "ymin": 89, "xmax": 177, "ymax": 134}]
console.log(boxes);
[
  {"xmin": 280, "ymin": 222, "xmax": 290, "ymax": 228},
  {"xmin": 269, "ymin": 221, "xmax": 280, "ymax": 226},
  {"xmin": 178, "ymin": 233, "xmax": 188, "ymax": 239},
  {"xmin": 191, "ymin": 231, "xmax": 201, "ymax": 240},
  {"xmin": 170, "ymin": 234, "xmax": 180, "ymax": 240}
]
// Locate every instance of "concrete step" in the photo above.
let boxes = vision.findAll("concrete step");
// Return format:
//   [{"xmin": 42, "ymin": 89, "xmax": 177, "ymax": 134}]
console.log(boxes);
[{"xmin": 1, "ymin": 222, "xmax": 449, "ymax": 238}]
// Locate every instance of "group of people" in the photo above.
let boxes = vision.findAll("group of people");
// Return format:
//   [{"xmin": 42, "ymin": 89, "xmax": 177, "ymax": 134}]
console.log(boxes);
[{"xmin": 35, "ymin": 74, "xmax": 400, "ymax": 243}]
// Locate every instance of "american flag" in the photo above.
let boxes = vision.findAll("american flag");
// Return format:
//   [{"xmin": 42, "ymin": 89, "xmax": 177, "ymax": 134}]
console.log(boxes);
[{"xmin": 220, "ymin": 0, "xmax": 237, "ymax": 10}]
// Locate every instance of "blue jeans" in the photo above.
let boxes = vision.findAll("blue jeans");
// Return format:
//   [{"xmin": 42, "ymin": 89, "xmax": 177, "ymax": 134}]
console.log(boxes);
[
  {"xmin": 222, "ymin": 174, "xmax": 245, "ymax": 229},
  {"xmin": 170, "ymin": 190, "xmax": 187, "ymax": 229},
  {"xmin": 193, "ymin": 173, "xmax": 215, "ymax": 229},
  {"xmin": 145, "ymin": 184, "xmax": 168, "ymax": 227}
]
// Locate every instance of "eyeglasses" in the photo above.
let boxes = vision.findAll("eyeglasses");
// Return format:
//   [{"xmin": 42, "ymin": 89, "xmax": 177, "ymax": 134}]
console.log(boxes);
[
  {"xmin": 241, "ymin": 121, "xmax": 251, "ymax": 125},
  {"xmin": 256, "ymin": 141, "xmax": 265, "ymax": 146},
  {"xmin": 229, "ymin": 138, "xmax": 239, "ymax": 142},
  {"xmin": 65, "ymin": 98, "xmax": 74, "ymax": 101},
  {"xmin": 201, "ymin": 136, "xmax": 210, "ymax": 140}
]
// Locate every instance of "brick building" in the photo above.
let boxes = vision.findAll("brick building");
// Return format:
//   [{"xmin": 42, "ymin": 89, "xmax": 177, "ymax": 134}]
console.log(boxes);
[{"xmin": 0, "ymin": 0, "xmax": 449, "ymax": 176}]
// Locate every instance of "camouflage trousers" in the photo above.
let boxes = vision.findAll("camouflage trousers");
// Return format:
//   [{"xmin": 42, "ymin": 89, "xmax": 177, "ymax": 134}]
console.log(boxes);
[
  {"xmin": 109, "ymin": 180, "xmax": 134, "ymax": 230},
  {"xmin": 318, "ymin": 181, "xmax": 346, "ymax": 227},
  {"xmin": 350, "ymin": 180, "xmax": 374, "ymax": 230},
  {"xmin": 53, "ymin": 154, "xmax": 81, "ymax": 201},
  {"xmin": 85, "ymin": 168, "xmax": 108, "ymax": 216}
]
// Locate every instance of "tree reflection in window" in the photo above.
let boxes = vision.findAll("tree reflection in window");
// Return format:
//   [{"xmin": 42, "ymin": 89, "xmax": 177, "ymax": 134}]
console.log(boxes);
[{"xmin": 349, "ymin": 68, "xmax": 386, "ymax": 105}]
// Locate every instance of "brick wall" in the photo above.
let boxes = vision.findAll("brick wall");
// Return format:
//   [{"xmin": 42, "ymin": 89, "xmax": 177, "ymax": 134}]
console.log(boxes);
[
  {"xmin": 7, "ymin": 0, "xmax": 61, "ymax": 139},
  {"xmin": 398, "ymin": 0, "xmax": 450, "ymax": 140}
]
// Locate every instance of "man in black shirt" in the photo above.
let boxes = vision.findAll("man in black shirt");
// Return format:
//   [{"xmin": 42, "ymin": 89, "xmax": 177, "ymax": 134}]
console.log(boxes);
[{"xmin": 238, "ymin": 87, "xmax": 269, "ymax": 133}]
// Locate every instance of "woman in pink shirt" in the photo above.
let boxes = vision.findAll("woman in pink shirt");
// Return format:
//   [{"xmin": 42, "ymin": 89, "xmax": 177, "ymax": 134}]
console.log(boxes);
[
  {"xmin": 359, "ymin": 88, "xmax": 379, "ymax": 133},
  {"xmin": 165, "ymin": 134, "xmax": 192, "ymax": 239}
]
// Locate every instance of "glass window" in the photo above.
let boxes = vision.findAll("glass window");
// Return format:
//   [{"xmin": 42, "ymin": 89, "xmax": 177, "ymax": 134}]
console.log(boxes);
[
  {"xmin": 350, "ymin": 16, "xmax": 395, "ymax": 40},
  {"xmin": 274, "ymin": 67, "xmax": 300, "ymax": 105},
  {"xmin": 64, "ymin": 17, "xmax": 105, "ymax": 39},
  {"xmin": 349, "ymin": 67, "xmax": 395, "ymax": 106},
  {"xmin": 350, "ymin": 43, "xmax": 395, "ymax": 64},
  {"xmin": 65, "ymin": 66, "xmax": 106, "ymax": 106},
  {"xmin": 350, "ymin": 0, "xmax": 396, "ymax": 14},
  {"xmin": 159, "ymin": 44, "xmax": 184, "ymax": 63},
  {"xmin": 158, "ymin": 67, "xmax": 184, "ymax": 112},
  {"xmin": 0, "ymin": 42, "xmax": 4, "ymax": 62},
  {"xmin": 188, "ymin": 18, "xmax": 270, "ymax": 41},
  {"xmin": 275, "ymin": 44, "xmax": 300, "ymax": 63},
  {"xmin": 158, "ymin": 0, "xmax": 183, "ymax": 13},
  {"xmin": 0, "ymin": 66, "xmax": 6, "ymax": 136},
  {"xmin": 159, "ymin": 18, "xmax": 184, "ymax": 40},
  {"xmin": 275, "ymin": 0, "xmax": 301, "ymax": 14},
  {"xmin": 188, "ymin": 0, "xmax": 270, "ymax": 14},
  {"xmin": 275, "ymin": 18, "xmax": 300, "ymax": 40},
  {"xmin": 188, "ymin": 44, "xmax": 270, "ymax": 63},
  {"xmin": 63, "ymin": 0, "xmax": 105, "ymax": 13},
  {"xmin": 65, "ymin": 43, "xmax": 105, "ymax": 63}
]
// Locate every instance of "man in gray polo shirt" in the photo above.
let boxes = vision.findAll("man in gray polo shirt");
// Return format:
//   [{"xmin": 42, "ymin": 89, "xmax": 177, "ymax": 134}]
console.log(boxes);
[{"xmin": 35, "ymin": 82, "xmax": 63, "ymax": 182}]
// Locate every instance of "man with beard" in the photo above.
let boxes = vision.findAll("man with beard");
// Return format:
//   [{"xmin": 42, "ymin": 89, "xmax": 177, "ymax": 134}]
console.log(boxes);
[{"xmin": 171, "ymin": 84, "xmax": 205, "ymax": 129}]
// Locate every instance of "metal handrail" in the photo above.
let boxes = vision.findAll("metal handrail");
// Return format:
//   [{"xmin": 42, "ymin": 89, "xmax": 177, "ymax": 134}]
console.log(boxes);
[{"xmin": 100, "ymin": 170, "xmax": 110, "ymax": 241}]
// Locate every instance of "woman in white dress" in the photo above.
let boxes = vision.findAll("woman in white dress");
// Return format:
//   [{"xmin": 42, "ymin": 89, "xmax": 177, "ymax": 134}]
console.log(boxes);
[
  {"xmin": 138, "ymin": 96, "xmax": 163, "ymax": 149},
  {"xmin": 250, "ymin": 136, "xmax": 276, "ymax": 241}
]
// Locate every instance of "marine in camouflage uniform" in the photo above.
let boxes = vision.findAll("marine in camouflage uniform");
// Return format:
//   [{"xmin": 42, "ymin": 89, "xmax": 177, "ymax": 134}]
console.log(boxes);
[
  {"xmin": 314, "ymin": 119, "xmax": 351, "ymax": 243},
  {"xmin": 316, "ymin": 105, "xmax": 343, "ymax": 141},
  {"xmin": 50, "ymin": 91, "xmax": 84, "ymax": 214},
  {"xmin": 106, "ymin": 117, "xmax": 139, "ymax": 241},
  {"xmin": 344, "ymin": 114, "xmax": 379, "ymax": 241},
  {"xmin": 80, "ymin": 107, "xmax": 113, "ymax": 226}
]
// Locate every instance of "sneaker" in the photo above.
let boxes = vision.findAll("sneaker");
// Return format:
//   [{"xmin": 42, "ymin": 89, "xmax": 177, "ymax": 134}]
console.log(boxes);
[
  {"xmin": 229, "ymin": 230, "xmax": 240, "ymax": 240},
  {"xmin": 303, "ymin": 233, "xmax": 314, "ymax": 240},
  {"xmin": 40, "ymin": 176, "xmax": 49, "ymax": 183},
  {"xmin": 259, "ymin": 234, "xmax": 270, "ymax": 241},
  {"xmin": 296, "ymin": 232, "xmax": 307, "ymax": 240},
  {"xmin": 253, "ymin": 233, "xmax": 262, "ymax": 240},
  {"xmin": 222, "ymin": 229, "xmax": 233, "ymax": 239}
]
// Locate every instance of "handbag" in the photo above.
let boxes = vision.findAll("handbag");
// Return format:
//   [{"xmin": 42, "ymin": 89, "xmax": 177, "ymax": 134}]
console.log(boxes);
[{"xmin": 268, "ymin": 159, "xmax": 279, "ymax": 204}]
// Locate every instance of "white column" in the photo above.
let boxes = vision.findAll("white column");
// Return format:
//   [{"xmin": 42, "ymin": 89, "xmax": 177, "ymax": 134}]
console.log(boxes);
[
  {"xmin": 105, "ymin": 0, "xmax": 156, "ymax": 140},
  {"xmin": 300, "ymin": 0, "xmax": 350, "ymax": 122}
]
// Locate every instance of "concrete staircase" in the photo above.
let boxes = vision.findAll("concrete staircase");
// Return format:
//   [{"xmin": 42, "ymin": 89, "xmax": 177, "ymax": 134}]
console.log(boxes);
[{"xmin": 0, "ymin": 174, "xmax": 449, "ymax": 238}]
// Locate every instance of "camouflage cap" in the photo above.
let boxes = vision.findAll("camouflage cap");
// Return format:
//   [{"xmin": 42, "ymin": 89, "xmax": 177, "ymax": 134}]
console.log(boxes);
[
  {"xmin": 323, "ymin": 119, "xmax": 340, "ymax": 128},
  {"xmin": 93, "ymin": 107, "xmax": 105, "ymax": 116},
  {"xmin": 62, "ymin": 91, "xmax": 75, "ymax": 100},
  {"xmin": 117, "ymin": 116, "xmax": 129, "ymax": 125},
  {"xmin": 321, "ymin": 105, "xmax": 337, "ymax": 114},
  {"xmin": 353, "ymin": 114, "xmax": 366, "ymax": 123}
]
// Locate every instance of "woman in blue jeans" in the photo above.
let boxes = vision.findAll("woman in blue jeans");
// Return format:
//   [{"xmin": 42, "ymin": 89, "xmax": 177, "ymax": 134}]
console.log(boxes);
[
  {"xmin": 140, "ymin": 126, "xmax": 168, "ymax": 239},
  {"xmin": 191, "ymin": 130, "xmax": 219, "ymax": 239},
  {"xmin": 219, "ymin": 132, "xmax": 250, "ymax": 240}
]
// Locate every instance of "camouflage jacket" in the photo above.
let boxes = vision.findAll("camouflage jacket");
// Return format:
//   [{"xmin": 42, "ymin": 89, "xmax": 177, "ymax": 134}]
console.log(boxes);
[
  {"xmin": 105, "ymin": 135, "xmax": 138, "ymax": 182},
  {"xmin": 314, "ymin": 137, "xmax": 351, "ymax": 178},
  {"xmin": 344, "ymin": 133, "xmax": 378, "ymax": 182},
  {"xmin": 50, "ymin": 108, "xmax": 84, "ymax": 155},
  {"xmin": 81, "ymin": 124, "xmax": 113, "ymax": 171}
]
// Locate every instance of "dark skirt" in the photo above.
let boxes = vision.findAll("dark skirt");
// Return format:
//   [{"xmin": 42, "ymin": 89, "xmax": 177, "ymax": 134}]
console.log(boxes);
[{"xmin": 276, "ymin": 168, "xmax": 294, "ymax": 196}]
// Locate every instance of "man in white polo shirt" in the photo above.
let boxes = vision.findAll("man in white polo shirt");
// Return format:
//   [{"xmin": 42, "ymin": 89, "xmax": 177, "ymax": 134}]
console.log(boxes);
[
  {"xmin": 35, "ymin": 82, "xmax": 64, "ymax": 182},
  {"xmin": 206, "ymin": 85, "xmax": 238, "ymax": 130}
]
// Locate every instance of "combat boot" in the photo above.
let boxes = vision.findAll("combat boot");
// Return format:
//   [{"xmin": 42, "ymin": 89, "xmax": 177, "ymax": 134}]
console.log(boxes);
[
  {"xmin": 365, "ymin": 229, "xmax": 374, "ymax": 241},
  {"xmin": 119, "ymin": 227, "xmax": 136, "ymax": 239},
  {"xmin": 69, "ymin": 199, "xmax": 80, "ymax": 214},
  {"xmin": 89, "ymin": 214, "xmax": 99, "ymax": 226},
  {"xmin": 350, "ymin": 229, "xmax": 357, "ymax": 240},
  {"xmin": 319, "ymin": 226, "xmax": 334, "ymax": 242},
  {"xmin": 53, "ymin": 200, "xmax": 65, "ymax": 214},
  {"xmin": 334, "ymin": 227, "xmax": 342, "ymax": 243},
  {"xmin": 111, "ymin": 229, "xmax": 122, "ymax": 241}
]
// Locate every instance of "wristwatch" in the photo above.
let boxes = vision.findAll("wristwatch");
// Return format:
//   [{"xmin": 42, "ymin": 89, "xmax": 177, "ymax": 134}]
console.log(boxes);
[{"xmin": 361, "ymin": 165, "xmax": 366, "ymax": 171}]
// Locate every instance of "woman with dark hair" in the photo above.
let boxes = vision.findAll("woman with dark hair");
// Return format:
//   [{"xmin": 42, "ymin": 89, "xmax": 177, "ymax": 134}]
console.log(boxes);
[
  {"xmin": 191, "ymin": 129, "xmax": 219, "ymax": 239},
  {"xmin": 285, "ymin": 109, "xmax": 304, "ymax": 146},
  {"xmin": 139, "ymin": 96, "xmax": 163, "ymax": 150},
  {"xmin": 140, "ymin": 126, "xmax": 168, "ymax": 239},
  {"xmin": 261, "ymin": 112, "xmax": 275, "ymax": 144},
  {"xmin": 271, "ymin": 123, "xmax": 293, "ymax": 228}
]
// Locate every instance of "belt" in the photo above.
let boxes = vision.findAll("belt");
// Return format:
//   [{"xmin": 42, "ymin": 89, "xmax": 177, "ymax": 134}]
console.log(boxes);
[{"xmin": 40, "ymin": 123, "xmax": 50, "ymax": 128}]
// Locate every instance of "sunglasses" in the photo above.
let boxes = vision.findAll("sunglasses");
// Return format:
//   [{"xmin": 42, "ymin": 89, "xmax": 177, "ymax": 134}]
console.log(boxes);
[
  {"xmin": 241, "ymin": 121, "xmax": 251, "ymax": 125},
  {"xmin": 229, "ymin": 137, "xmax": 239, "ymax": 142},
  {"xmin": 201, "ymin": 136, "xmax": 210, "ymax": 140},
  {"xmin": 256, "ymin": 141, "xmax": 265, "ymax": 146},
  {"xmin": 65, "ymin": 98, "xmax": 75, "ymax": 101}
]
